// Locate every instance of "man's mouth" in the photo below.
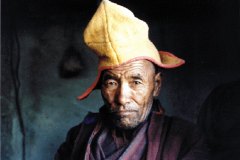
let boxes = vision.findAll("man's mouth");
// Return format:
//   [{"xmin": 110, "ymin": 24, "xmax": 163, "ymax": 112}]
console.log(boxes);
[{"xmin": 115, "ymin": 110, "xmax": 137, "ymax": 117}]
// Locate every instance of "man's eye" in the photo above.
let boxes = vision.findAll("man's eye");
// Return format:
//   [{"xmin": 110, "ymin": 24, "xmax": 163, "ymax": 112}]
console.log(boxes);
[
  {"xmin": 133, "ymin": 80, "xmax": 142, "ymax": 85},
  {"xmin": 105, "ymin": 80, "xmax": 118, "ymax": 88}
]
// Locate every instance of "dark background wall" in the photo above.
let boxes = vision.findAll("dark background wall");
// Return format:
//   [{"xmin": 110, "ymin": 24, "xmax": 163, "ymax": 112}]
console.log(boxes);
[{"xmin": 1, "ymin": 0, "xmax": 239, "ymax": 160}]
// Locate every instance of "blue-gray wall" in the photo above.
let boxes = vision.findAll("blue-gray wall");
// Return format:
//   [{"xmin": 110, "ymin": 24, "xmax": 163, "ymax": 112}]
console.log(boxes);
[{"xmin": 2, "ymin": 0, "xmax": 239, "ymax": 160}]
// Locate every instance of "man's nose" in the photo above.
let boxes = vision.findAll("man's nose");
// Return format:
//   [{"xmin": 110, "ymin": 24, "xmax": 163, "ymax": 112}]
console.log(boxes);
[{"xmin": 116, "ymin": 83, "xmax": 131, "ymax": 105}]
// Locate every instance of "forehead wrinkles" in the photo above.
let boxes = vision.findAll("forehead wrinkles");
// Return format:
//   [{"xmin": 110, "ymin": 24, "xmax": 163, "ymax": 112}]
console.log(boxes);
[{"xmin": 106, "ymin": 60, "xmax": 155, "ymax": 78}]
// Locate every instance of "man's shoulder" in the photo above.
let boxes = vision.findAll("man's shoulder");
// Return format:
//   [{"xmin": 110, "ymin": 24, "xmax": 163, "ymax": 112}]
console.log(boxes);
[
  {"xmin": 55, "ymin": 112, "xmax": 100, "ymax": 160},
  {"xmin": 169, "ymin": 116, "xmax": 197, "ymax": 129},
  {"xmin": 163, "ymin": 115, "xmax": 201, "ymax": 136},
  {"xmin": 82, "ymin": 112, "xmax": 100, "ymax": 125},
  {"xmin": 65, "ymin": 112, "xmax": 100, "ymax": 138},
  {"xmin": 160, "ymin": 115, "xmax": 209, "ymax": 159}
]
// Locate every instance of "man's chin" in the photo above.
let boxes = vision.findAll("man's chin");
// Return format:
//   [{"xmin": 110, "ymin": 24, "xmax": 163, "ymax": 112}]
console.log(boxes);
[{"xmin": 114, "ymin": 118, "xmax": 140, "ymax": 130}]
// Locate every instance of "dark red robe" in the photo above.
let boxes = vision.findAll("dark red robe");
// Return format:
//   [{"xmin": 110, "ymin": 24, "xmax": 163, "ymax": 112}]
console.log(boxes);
[{"xmin": 55, "ymin": 101, "xmax": 209, "ymax": 160}]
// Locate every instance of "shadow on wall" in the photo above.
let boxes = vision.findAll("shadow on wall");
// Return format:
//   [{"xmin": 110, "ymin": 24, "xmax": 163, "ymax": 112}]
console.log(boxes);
[
  {"xmin": 58, "ymin": 46, "xmax": 85, "ymax": 79},
  {"xmin": 198, "ymin": 80, "xmax": 240, "ymax": 160}
]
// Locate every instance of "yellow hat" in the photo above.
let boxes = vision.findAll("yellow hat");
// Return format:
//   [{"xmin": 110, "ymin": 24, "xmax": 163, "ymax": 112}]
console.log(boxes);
[{"xmin": 77, "ymin": 0, "xmax": 185, "ymax": 100}]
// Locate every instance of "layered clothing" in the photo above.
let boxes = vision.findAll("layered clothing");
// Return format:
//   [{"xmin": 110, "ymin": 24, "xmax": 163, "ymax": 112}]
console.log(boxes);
[{"xmin": 55, "ymin": 100, "xmax": 208, "ymax": 160}]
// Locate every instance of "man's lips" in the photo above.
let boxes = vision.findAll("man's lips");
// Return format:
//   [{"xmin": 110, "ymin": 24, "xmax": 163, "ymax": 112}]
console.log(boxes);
[{"xmin": 114, "ymin": 110, "xmax": 137, "ymax": 116}]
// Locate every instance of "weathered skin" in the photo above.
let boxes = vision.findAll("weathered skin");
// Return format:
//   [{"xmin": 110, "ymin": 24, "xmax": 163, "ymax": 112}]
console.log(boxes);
[{"xmin": 101, "ymin": 60, "xmax": 161, "ymax": 129}]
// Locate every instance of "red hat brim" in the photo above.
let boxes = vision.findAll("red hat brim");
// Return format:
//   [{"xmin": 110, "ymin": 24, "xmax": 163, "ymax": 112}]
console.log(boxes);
[{"xmin": 77, "ymin": 51, "xmax": 185, "ymax": 100}]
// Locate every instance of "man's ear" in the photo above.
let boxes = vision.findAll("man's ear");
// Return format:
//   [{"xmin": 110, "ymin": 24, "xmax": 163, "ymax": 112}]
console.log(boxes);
[{"xmin": 153, "ymin": 72, "xmax": 161, "ymax": 97}]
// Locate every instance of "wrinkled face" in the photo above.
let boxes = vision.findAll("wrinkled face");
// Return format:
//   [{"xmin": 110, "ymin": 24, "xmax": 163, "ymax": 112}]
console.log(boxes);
[{"xmin": 101, "ymin": 60, "xmax": 161, "ymax": 129}]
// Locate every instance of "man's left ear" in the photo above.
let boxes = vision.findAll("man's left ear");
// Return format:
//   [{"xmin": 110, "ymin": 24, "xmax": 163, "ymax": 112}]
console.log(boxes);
[{"xmin": 153, "ymin": 72, "xmax": 161, "ymax": 97}]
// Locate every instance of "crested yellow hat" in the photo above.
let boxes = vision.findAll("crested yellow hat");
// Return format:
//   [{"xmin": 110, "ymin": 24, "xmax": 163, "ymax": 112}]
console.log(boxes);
[{"xmin": 77, "ymin": 0, "xmax": 185, "ymax": 100}]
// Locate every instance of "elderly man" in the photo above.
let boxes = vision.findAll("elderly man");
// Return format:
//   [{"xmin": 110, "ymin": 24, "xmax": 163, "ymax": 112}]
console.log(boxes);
[{"xmin": 55, "ymin": 0, "xmax": 208, "ymax": 159}]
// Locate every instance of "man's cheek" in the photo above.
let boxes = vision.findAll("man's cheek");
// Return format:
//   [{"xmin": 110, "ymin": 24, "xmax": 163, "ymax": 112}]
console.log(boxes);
[{"xmin": 103, "ymin": 91, "xmax": 115, "ymax": 103}]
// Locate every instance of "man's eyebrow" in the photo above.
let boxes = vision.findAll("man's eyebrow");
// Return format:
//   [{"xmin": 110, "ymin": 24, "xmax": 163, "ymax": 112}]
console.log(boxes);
[
  {"xmin": 102, "ymin": 73, "xmax": 118, "ymax": 81},
  {"xmin": 130, "ymin": 74, "xmax": 144, "ymax": 80}
]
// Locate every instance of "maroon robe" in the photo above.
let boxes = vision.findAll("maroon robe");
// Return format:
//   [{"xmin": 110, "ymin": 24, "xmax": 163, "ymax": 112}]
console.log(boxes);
[{"xmin": 55, "ymin": 101, "xmax": 209, "ymax": 160}]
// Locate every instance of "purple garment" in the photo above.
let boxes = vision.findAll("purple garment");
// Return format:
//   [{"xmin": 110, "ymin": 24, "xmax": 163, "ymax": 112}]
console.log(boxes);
[
  {"xmin": 86, "ymin": 120, "xmax": 148, "ymax": 160},
  {"xmin": 55, "ymin": 100, "xmax": 209, "ymax": 160}
]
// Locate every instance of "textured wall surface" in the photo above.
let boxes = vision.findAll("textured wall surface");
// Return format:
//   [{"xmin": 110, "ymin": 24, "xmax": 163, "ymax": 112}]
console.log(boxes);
[{"xmin": 2, "ymin": 0, "xmax": 239, "ymax": 160}]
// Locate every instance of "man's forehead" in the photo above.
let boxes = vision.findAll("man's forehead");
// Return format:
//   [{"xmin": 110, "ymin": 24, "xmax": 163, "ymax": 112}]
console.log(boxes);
[
  {"xmin": 107, "ymin": 60, "xmax": 154, "ymax": 72},
  {"xmin": 102, "ymin": 60, "xmax": 156, "ymax": 79}
]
